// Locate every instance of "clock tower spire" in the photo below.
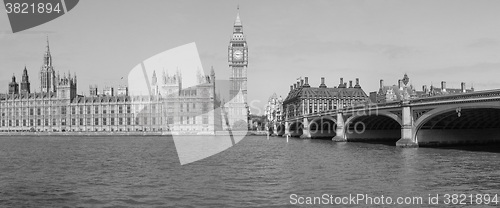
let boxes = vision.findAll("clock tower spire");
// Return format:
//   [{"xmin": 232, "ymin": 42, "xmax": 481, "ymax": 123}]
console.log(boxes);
[{"xmin": 227, "ymin": 7, "xmax": 249, "ymax": 129}]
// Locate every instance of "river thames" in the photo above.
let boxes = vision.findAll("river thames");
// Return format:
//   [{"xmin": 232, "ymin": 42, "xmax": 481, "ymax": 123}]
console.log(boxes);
[{"xmin": 0, "ymin": 135, "xmax": 498, "ymax": 207}]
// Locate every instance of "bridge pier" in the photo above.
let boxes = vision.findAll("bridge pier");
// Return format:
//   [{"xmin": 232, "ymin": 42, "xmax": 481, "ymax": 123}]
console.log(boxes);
[
  {"xmin": 273, "ymin": 123, "xmax": 278, "ymax": 136},
  {"xmin": 396, "ymin": 105, "xmax": 418, "ymax": 147},
  {"xmin": 300, "ymin": 117, "xmax": 311, "ymax": 139},
  {"xmin": 283, "ymin": 121, "xmax": 290, "ymax": 137},
  {"xmin": 332, "ymin": 112, "xmax": 346, "ymax": 142}
]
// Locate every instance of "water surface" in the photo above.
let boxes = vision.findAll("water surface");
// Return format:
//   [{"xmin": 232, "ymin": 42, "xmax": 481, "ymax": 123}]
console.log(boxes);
[{"xmin": 0, "ymin": 136, "xmax": 498, "ymax": 207}]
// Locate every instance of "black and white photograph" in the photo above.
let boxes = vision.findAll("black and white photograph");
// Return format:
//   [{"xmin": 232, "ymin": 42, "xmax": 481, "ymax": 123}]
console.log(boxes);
[{"xmin": 0, "ymin": 0, "xmax": 499, "ymax": 207}]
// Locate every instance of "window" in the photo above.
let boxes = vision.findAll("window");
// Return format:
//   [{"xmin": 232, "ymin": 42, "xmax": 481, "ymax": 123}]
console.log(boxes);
[
  {"xmin": 37, "ymin": 119, "xmax": 41, "ymax": 126},
  {"xmin": 79, "ymin": 106, "xmax": 83, "ymax": 114},
  {"xmin": 202, "ymin": 103, "xmax": 209, "ymax": 113},
  {"xmin": 95, "ymin": 106, "xmax": 99, "ymax": 114},
  {"xmin": 94, "ymin": 118, "xmax": 99, "ymax": 125},
  {"xmin": 167, "ymin": 117, "xmax": 174, "ymax": 124},
  {"xmin": 119, "ymin": 118, "xmax": 123, "ymax": 125},
  {"xmin": 119, "ymin": 106, "xmax": 123, "ymax": 114},
  {"xmin": 72, "ymin": 119, "xmax": 76, "ymax": 126},
  {"xmin": 79, "ymin": 118, "xmax": 84, "ymax": 126},
  {"xmin": 127, "ymin": 118, "xmax": 131, "ymax": 125},
  {"xmin": 111, "ymin": 118, "xmax": 115, "ymax": 125},
  {"xmin": 103, "ymin": 118, "xmax": 107, "ymax": 125},
  {"xmin": 110, "ymin": 105, "xmax": 115, "ymax": 114},
  {"xmin": 71, "ymin": 107, "xmax": 75, "ymax": 114},
  {"xmin": 126, "ymin": 106, "xmax": 131, "ymax": 114},
  {"xmin": 86, "ymin": 106, "xmax": 91, "ymax": 114}
]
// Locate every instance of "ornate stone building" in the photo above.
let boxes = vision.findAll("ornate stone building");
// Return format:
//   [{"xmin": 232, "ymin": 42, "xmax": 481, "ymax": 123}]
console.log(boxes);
[
  {"xmin": 0, "ymin": 39, "xmax": 221, "ymax": 134},
  {"xmin": 264, "ymin": 93, "xmax": 283, "ymax": 130},
  {"xmin": 282, "ymin": 77, "xmax": 369, "ymax": 120},
  {"xmin": 371, "ymin": 74, "xmax": 475, "ymax": 103}
]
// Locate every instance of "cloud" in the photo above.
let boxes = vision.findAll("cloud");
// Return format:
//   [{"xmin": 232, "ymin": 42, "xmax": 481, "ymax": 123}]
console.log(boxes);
[
  {"xmin": 254, "ymin": 40, "xmax": 418, "ymax": 60},
  {"xmin": 466, "ymin": 38, "xmax": 500, "ymax": 49},
  {"xmin": 426, "ymin": 62, "xmax": 500, "ymax": 74}
]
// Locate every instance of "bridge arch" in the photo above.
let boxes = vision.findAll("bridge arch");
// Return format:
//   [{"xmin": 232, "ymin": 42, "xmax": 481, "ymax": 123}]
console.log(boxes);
[
  {"xmin": 345, "ymin": 111, "xmax": 402, "ymax": 127},
  {"xmin": 288, "ymin": 121, "xmax": 303, "ymax": 137},
  {"xmin": 308, "ymin": 115, "xmax": 337, "ymax": 138},
  {"xmin": 344, "ymin": 111, "xmax": 402, "ymax": 143},
  {"xmin": 414, "ymin": 104, "xmax": 500, "ymax": 146},
  {"xmin": 276, "ymin": 123, "xmax": 286, "ymax": 136}
]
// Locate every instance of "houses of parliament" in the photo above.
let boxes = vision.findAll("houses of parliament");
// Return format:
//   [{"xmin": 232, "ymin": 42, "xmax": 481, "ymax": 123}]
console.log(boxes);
[{"xmin": 0, "ymin": 12, "xmax": 250, "ymax": 133}]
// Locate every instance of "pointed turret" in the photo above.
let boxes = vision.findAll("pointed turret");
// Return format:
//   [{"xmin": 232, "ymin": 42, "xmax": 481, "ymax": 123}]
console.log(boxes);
[
  {"xmin": 44, "ymin": 36, "xmax": 52, "ymax": 67},
  {"xmin": 21, "ymin": 66, "xmax": 31, "ymax": 94},
  {"xmin": 232, "ymin": 7, "xmax": 244, "ymax": 34},
  {"xmin": 152, "ymin": 70, "xmax": 157, "ymax": 86},
  {"xmin": 235, "ymin": 12, "xmax": 242, "ymax": 27}
]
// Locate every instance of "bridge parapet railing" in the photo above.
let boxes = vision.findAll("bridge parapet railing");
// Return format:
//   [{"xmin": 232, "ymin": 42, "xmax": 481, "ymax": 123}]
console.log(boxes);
[
  {"xmin": 409, "ymin": 89, "xmax": 500, "ymax": 104},
  {"xmin": 298, "ymin": 102, "xmax": 403, "ymax": 119}
]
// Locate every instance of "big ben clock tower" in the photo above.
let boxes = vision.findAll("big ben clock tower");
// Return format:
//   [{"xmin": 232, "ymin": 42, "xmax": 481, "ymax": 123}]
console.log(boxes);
[{"xmin": 227, "ymin": 9, "xmax": 249, "ymax": 129}]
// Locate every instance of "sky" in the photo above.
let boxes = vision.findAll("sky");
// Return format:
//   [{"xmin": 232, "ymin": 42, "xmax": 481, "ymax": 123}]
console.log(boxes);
[{"xmin": 1, "ymin": 0, "xmax": 500, "ymax": 115}]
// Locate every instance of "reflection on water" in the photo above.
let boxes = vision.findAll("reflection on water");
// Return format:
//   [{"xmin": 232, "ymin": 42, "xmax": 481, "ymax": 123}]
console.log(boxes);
[{"xmin": 0, "ymin": 136, "xmax": 498, "ymax": 207}]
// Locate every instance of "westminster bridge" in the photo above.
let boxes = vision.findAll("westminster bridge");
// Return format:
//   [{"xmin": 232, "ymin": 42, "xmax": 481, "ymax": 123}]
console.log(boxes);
[{"xmin": 276, "ymin": 89, "xmax": 500, "ymax": 147}]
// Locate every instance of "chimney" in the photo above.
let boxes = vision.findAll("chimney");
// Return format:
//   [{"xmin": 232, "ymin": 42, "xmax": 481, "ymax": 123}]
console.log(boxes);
[
  {"xmin": 355, "ymin": 78, "xmax": 360, "ymax": 86},
  {"xmin": 319, "ymin": 77, "xmax": 327, "ymax": 88},
  {"xmin": 293, "ymin": 83, "xmax": 297, "ymax": 90},
  {"xmin": 461, "ymin": 82, "xmax": 466, "ymax": 93},
  {"xmin": 422, "ymin": 85, "xmax": 428, "ymax": 93},
  {"xmin": 380, "ymin": 79, "xmax": 384, "ymax": 89},
  {"xmin": 300, "ymin": 79, "xmax": 304, "ymax": 87},
  {"xmin": 290, "ymin": 85, "xmax": 293, "ymax": 91},
  {"xmin": 441, "ymin": 81, "xmax": 446, "ymax": 92},
  {"xmin": 303, "ymin": 77, "xmax": 310, "ymax": 87},
  {"xmin": 349, "ymin": 80, "xmax": 353, "ymax": 88},
  {"xmin": 297, "ymin": 81, "xmax": 300, "ymax": 88},
  {"xmin": 398, "ymin": 79, "xmax": 403, "ymax": 90}
]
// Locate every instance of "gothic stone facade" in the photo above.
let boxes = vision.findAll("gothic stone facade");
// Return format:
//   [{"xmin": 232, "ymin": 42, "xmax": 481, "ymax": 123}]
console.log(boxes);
[{"xmin": 0, "ymin": 39, "xmax": 221, "ymax": 134}]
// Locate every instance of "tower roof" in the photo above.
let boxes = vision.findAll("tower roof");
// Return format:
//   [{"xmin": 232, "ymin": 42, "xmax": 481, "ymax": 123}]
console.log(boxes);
[
  {"xmin": 46, "ymin": 36, "xmax": 50, "ymax": 52},
  {"xmin": 234, "ymin": 12, "xmax": 242, "ymax": 26}
]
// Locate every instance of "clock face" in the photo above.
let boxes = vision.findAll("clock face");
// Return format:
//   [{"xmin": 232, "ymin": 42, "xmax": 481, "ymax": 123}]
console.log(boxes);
[{"xmin": 233, "ymin": 50, "xmax": 243, "ymax": 60}]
